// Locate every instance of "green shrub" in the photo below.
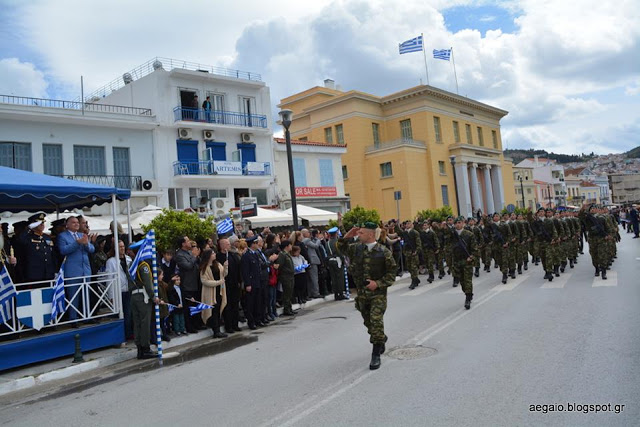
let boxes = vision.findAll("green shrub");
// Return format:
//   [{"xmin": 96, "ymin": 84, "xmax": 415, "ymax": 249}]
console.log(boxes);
[{"xmin": 142, "ymin": 209, "xmax": 215, "ymax": 252}]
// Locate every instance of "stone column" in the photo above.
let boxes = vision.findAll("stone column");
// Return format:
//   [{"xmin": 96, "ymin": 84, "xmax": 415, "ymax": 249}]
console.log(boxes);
[
  {"xmin": 491, "ymin": 165, "xmax": 505, "ymax": 211},
  {"xmin": 469, "ymin": 163, "xmax": 482, "ymax": 215},
  {"xmin": 483, "ymin": 165, "xmax": 495, "ymax": 213},
  {"xmin": 455, "ymin": 161, "xmax": 473, "ymax": 217}
]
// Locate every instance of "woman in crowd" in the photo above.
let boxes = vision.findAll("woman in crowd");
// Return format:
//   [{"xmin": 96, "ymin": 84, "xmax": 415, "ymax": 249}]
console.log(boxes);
[
  {"xmin": 105, "ymin": 240, "xmax": 133, "ymax": 340},
  {"xmin": 199, "ymin": 248, "xmax": 228, "ymax": 338}
]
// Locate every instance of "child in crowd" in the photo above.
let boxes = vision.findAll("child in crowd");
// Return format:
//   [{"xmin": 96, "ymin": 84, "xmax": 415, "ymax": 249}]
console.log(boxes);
[
  {"xmin": 157, "ymin": 270, "xmax": 171, "ymax": 342},
  {"xmin": 291, "ymin": 246, "xmax": 309, "ymax": 306},
  {"xmin": 161, "ymin": 249, "xmax": 177, "ymax": 280},
  {"xmin": 167, "ymin": 274, "xmax": 187, "ymax": 336}
]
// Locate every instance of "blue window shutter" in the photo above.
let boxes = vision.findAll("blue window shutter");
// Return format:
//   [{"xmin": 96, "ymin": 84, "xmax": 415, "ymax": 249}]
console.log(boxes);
[
  {"xmin": 319, "ymin": 159, "xmax": 334, "ymax": 186},
  {"xmin": 206, "ymin": 141, "xmax": 226, "ymax": 161},
  {"xmin": 237, "ymin": 143, "xmax": 256, "ymax": 168},
  {"xmin": 293, "ymin": 158, "xmax": 307, "ymax": 187},
  {"xmin": 43, "ymin": 144, "xmax": 63, "ymax": 175}
]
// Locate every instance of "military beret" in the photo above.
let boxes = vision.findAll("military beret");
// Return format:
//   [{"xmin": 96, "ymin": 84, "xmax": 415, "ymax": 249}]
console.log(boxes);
[
  {"xmin": 545, "ymin": 208, "xmax": 554, "ymax": 213},
  {"xmin": 446, "ymin": 215, "xmax": 454, "ymax": 220},
  {"xmin": 455, "ymin": 216, "xmax": 466, "ymax": 223},
  {"xmin": 246, "ymin": 235, "xmax": 259, "ymax": 244},
  {"xmin": 359, "ymin": 222, "xmax": 378, "ymax": 230},
  {"xmin": 467, "ymin": 217, "xmax": 474, "ymax": 221},
  {"xmin": 537, "ymin": 207, "xmax": 546, "ymax": 213},
  {"xmin": 328, "ymin": 226, "xmax": 339, "ymax": 234}
]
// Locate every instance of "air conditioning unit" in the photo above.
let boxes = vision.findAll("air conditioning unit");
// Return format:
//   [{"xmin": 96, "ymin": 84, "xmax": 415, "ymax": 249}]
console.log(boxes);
[
  {"xmin": 239, "ymin": 196, "xmax": 257, "ymax": 207},
  {"xmin": 211, "ymin": 198, "xmax": 233, "ymax": 218},
  {"xmin": 141, "ymin": 179, "xmax": 157, "ymax": 191},
  {"xmin": 240, "ymin": 132, "xmax": 253, "ymax": 143},
  {"xmin": 203, "ymin": 130, "xmax": 214, "ymax": 141},
  {"xmin": 178, "ymin": 128, "xmax": 192, "ymax": 139}
]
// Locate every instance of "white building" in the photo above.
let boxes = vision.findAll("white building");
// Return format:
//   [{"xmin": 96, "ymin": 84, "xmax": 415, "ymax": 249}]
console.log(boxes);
[
  {"xmin": 273, "ymin": 137, "xmax": 350, "ymax": 213},
  {"xmin": 516, "ymin": 156, "xmax": 567, "ymax": 207},
  {"xmin": 564, "ymin": 167, "xmax": 610, "ymax": 205}
]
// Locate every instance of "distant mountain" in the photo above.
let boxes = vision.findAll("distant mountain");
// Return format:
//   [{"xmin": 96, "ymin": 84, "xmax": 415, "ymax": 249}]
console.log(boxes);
[
  {"xmin": 625, "ymin": 146, "xmax": 640, "ymax": 158},
  {"xmin": 504, "ymin": 149, "xmax": 597, "ymax": 165}
]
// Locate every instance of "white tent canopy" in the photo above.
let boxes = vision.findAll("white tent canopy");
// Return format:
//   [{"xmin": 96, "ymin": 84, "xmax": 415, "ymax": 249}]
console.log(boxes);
[
  {"xmin": 283, "ymin": 204, "xmax": 338, "ymax": 226},
  {"xmin": 244, "ymin": 207, "xmax": 296, "ymax": 227}
]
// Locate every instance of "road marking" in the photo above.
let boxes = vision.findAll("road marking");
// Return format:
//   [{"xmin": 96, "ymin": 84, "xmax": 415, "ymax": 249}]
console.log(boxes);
[
  {"xmin": 592, "ymin": 270, "xmax": 618, "ymax": 287},
  {"xmin": 399, "ymin": 279, "xmax": 449, "ymax": 296},
  {"xmin": 496, "ymin": 273, "xmax": 530, "ymax": 291},
  {"xmin": 541, "ymin": 271, "xmax": 573, "ymax": 289}
]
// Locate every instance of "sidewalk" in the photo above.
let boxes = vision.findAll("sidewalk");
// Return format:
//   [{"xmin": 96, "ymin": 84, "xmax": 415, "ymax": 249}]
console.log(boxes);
[{"xmin": 0, "ymin": 274, "xmax": 411, "ymax": 399}]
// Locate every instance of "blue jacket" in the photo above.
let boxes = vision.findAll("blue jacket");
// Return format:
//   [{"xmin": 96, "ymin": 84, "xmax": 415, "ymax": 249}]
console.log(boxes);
[
  {"xmin": 241, "ymin": 250, "xmax": 261, "ymax": 289},
  {"xmin": 57, "ymin": 230, "xmax": 95, "ymax": 278}
]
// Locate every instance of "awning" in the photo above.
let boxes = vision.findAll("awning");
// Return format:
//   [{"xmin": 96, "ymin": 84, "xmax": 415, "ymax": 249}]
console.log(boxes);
[
  {"xmin": 282, "ymin": 204, "xmax": 338, "ymax": 226},
  {"xmin": 244, "ymin": 207, "xmax": 296, "ymax": 227}
]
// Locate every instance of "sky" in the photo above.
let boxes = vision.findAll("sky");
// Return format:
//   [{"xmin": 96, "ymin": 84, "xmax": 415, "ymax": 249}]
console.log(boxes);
[{"xmin": 0, "ymin": 0, "xmax": 638, "ymax": 155}]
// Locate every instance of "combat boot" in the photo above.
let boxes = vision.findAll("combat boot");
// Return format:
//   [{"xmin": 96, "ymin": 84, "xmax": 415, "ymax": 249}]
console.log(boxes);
[
  {"xmin": 554, "ymin": 266, "xmax": 560, "ymax": 277},
  {"xmin": 595, "ymin": 267, "xmax": 600, "ymax": 277},
  {"xmin": 534, "ymin": 258, "xmax": 539, "ymax": 266},
  {"xmin": 573, "ymin": 257, "xmax": 578, "ymax": 264},
  {"xmin": 517, "ymin": 264, "xmax": 522, "ymax": 275},
  {"xmin": 569, "ymin": 259, "xmax": 574, "ymax": 268},
  {"xmin": 510, "ymin": 269, "xmax": 516, "ymax": 279},
  {"xmin": 427, "ymin": 273, "xmax": 434, "ymax": 283},
  {"xmin": 560, "ymin": 262, "xmax": 566, "ymax": 273},
  {"xmin": 438, "ymin": 270, "xmax": 445, "ymax": 279},
  {"xmin": 369, "ymin": 344, "xmax": 381, "ymax": 370},
  {"xmin": 464, "ymin": 293, "xmax": 472, "ymax": 310},
  {"xmin": 474, "ymin": 267, "xmax": 480, "ymax": 277},
  {"xmin": 452, "ymin": 278, "xmax": 459, "ymax": 287},
  {"xmin": 524, "ymin": 262, "xmax": 528, "ymax": 271},
  {"xmin": 601, "ymin": 268, "xmax": 607, "ymax": 280},
  {"xmin": 484, "ymin": 264, "xmax": 490, "ymax": 272},
  {"xmin": 502, "ymin": 273, "xmax": 508, "ymax": 284}
]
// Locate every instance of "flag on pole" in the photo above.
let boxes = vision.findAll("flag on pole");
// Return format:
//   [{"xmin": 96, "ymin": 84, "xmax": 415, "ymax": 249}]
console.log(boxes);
[
  {"xmin": 216, "ymin": 217, "xmax": 234, "ymax": 235},
  {"xmin": 50, "ymin": 260, "xmax": 66, "ymax": 321},
  {"xmin": 399, "ymin": 35, "xmax": 423, "ymax": 54},
  {"xmin": 0, "ymin": 263, "xmax": 16, "ymax": 323},
  {"xmin": 166, "ymin": 303, "xmax": 177, "ymax": 313},
  {"xmin": 190, "ymin": 302, "xmax": 214, "ymax": 316},
  {"xmin": 129, "ymin": 231, "xmax": 154, "ymax": 280},
  {"xmin": 433, "ymin": 49, "xmax": 451, "ymax": 61}
]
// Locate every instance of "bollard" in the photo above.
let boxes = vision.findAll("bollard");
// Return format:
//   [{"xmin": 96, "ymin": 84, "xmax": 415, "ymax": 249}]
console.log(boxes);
[{"xmin": 72, "ymin": 333, "xmax": 85, "ymax": 363}]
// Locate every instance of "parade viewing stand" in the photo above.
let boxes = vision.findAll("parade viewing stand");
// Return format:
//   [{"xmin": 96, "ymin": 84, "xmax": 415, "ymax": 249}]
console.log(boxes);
[{"xmin": 0, "ymin": 166, "xmax": 131, "ymax": 371}]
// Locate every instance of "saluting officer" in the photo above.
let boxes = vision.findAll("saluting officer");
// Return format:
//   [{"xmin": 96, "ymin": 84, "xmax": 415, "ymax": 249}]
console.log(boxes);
[
  {"xmin": 20, "ymin": 213, "xmax": 57, "ymax": 285},
  {"xmin": 129, "ymin": 240, "xmax": 159, "ymax": 359}
]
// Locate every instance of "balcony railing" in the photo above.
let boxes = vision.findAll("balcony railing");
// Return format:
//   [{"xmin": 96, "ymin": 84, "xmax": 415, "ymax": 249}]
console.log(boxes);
[
  {"xmin": 365, "ymin": 138, "xmax": 426, "ymax": 153},
  {"xmin": 173, "ymin": 107, "xmax": 267, "ymax": 128},
  {"xmin": 173, "ymin": 161, "xmax": 270, "ymax": 177},
  {"xmin": 60, "ymin": 175, "xmax": 142, "ymax": 190},
  {"xmin": 0, "ymin": 95, "xmax": 152, "ymax": 116}
]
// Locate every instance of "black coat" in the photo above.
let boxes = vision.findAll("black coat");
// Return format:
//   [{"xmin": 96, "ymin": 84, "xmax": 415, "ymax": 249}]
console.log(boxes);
[
  {"xmin": 175, "ymin": 248, "xmax": 199, "ymax": 293},
  {"xmin": 218, "ymin": 251, "xmax": 241, "ymax": 290},
  {"xmin": 241, "ymin": 250, "xmax": 261, "ymax": 289}
]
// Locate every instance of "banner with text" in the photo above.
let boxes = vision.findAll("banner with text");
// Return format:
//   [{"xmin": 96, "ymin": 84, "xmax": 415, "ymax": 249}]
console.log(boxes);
[{"xmin": 295, "ymin": 187, "xmax": 337, "ymax": 197}]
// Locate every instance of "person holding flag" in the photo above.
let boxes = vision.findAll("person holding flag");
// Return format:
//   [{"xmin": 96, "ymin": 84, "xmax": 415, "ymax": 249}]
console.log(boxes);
[{"xmin": 129, "ymin": 238, "xmax": 159, "ymax": 359}]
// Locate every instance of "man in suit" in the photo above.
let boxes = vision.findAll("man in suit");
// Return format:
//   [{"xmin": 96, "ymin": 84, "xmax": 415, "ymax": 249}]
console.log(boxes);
[
  {"xmin": 241, "ymin": 236, "xmax": 261, "ymax": 330},
  {"xmin": 276, "ymin": 240, "xmax": 296, "ymax": 316},
  {"xmin": 174, "ymin": 235, "xmax": 200, "ymax": 333},
  {"xmin": 217, "ymin": 237, "xmax": 242, "ymax": 332},
  {"xmin": 57, "ymin": 216, "xmax": 95, "ymax": 324},
  {"xmin": 302, "ymin": 229, "xmax": 322, "ymax": 298},
  {"xmin": 326, "ymin": 227, "xmax": 346, "ymax": 300}
]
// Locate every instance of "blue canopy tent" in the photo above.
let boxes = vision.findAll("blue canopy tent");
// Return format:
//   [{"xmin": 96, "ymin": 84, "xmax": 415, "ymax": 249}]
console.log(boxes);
[{"xmin": 0, "ymin": 166, "xmax": 131, "ymax": 370}]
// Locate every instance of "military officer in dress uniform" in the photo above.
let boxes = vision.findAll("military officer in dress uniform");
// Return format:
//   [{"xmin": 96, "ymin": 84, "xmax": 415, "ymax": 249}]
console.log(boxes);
[
  {"xmin": 20, "ymin": 213, "xmax": 57, "ymax": 286},
  {"xmin": 338, "ymin": 222, "xmax": 396, "ymax": 370},
  {"xmin": 452, "ymin": 216, "xmax": 477, "ymax": 309},
  {"xmin": 129, "ymin": 240, "xmax": 159, "ymax": 359}
]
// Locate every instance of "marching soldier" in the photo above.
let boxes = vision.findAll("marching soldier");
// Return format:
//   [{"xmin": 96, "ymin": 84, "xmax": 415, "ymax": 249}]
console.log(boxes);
[
  {"xmin": 529, "ymin": 207, "xmax": 557, "ymax": 281},
  {"xmin": 516, "ymin": 213, "xmax": 532, "ymax": 271},
  {"xmin": 503, "ymin": 213, "xmax": 518, "ymax": 278},
  {"xmin": 129, "ymin": 240, "xmax": 159, "ymax": 359},
  {"xmin": 443, "ymin": 216, "xmax": 455, "ymax": 277},
  {"xmin": 403, "ymin": 221, "xmax": 422, "ymax": 289},
  {"xmin": 545, "ymin": 208, "xmax": 561, "ymax": 277},
  {"xmin": 434, "ymin": 221, "xmax": 446, "ymax": 279},
  {"xmin": 466, "ymin": 217, "xmax": 483, "ymax": 277},
  {"xmin": 420, "ymin": 220, "xmax": 439, "ymax": 283},
  {"xmin": 579, "ymin": 204, "xmax": 613, "ymax": 280},
  {"xmin": 338, "ymin": 222, "xmax": 396, "ymax": 370},
  {"xmin": 480, "ymin": 216, "xmax": 493, "ymax": 272},
  {"xmin": 490, "ymin": 212, "xmax": 511, "ymax": 284},
  {"xmin": 451, "ymin": 216, "xmax": 477, "ymax": 309}
]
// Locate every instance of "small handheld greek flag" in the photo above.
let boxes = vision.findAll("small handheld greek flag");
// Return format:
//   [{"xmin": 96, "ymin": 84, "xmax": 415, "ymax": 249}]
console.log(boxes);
[
  {"xmin": 50, "ymin": 260, "xmax": 66, "ymax": 321},
  {"xmin": 433, "ymin": 49, "xmax": 451, "ymax": 61},
  {"xmin": 0, "ymin": 263, "xmax": 16, "ymax": 323},
  {"xmin": 399, "ymin": 35, "xmax": 423, "ymax": 54},
  {"xmin": 216, "ymin": 217, "xmax": 234, "ymax": 235},
  {"xmin": 129, "ymin": 231, "xmax": 155, "ymax": 280},
  {"xmin": 166, "ymin": 303, "xmax": 177, "ymax": 313},
  {"xmin": 294, "ymin": 263, "xmax": 310, "ymax": 273},
  {"xmin": 190, "ymin": 302, "xmax": 214, "ymax": 316}
]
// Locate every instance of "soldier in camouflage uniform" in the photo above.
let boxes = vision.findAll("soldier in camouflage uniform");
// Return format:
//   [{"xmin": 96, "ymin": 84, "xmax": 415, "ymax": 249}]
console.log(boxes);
[
  {"xmin": 434, "ymin": 221, "xmax": 446, "ymax": 279},
  {"xmin": 466, "ymin": 217, "xmax": 483, "ymax": 277},
  {"xmin": 579, "ymin": 205, "xmax": 613, "ymax": 280},
  {"xmin": 603, "ymin": 207, "xmax": 620, "ymax": 265},
  {"xmin": 420, "ymin": 220, "xmax": 439, "ymax": 283},
  {"xmin": 517, "ymin": 213, "xmax": 532, "ymax": 271},
  {"xmin": 480, "ymin": 216, "xmax": 493, "ymax": 272},
  {"xmin": 529, "ymin": 207, "xmax": 557, "ymax": 281},
  {"xmin": 509, "ymin": 213, "xmax": 525, "ymax": 274},
  {"xmin": 555, "ymin": 211, "xmax": 571, "ymax": 273},
  {"xmin": 452, "ymin": 216, "xmax": 477, "ymax": 309},
  {"xmin": 404, "ymin": 221, "xmax": 422, "ymax": 289},
  {"xmin": 545, "ymin": 208, "xmax": 561, "ymax": 277},
  {"xmin": 503, "ymin": 213, "xmax": 517, "ymax": 278},
  {"xmin": 490, "ymin": 212, "xmax": 511, "ymax": 284},
  {"xmin": 443, "ymin": 216, "xmax": 455, "ymax": 278},
  {"xmin": 338, "ymin": 222, "xmax": 397, "ymax": 370}
]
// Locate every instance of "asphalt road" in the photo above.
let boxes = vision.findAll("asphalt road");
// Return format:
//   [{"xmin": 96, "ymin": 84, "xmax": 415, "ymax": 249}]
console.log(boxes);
[{"xmin": 1, "ymin": 236, "xmax": 639, "ymax": 426}]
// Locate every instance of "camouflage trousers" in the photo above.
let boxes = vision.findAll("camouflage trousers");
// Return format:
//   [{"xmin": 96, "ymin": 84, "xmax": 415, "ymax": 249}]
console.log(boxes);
[
  {"xmin": 404, "ymin": 250, "xmax": 420, "ymax": 279},
  {"xmin": 473, "ymin": 246, "xmax": 482, "ymax": 268},
  {"xmin": 537, "ymin": 241, "xmax": 553, "ymax": 273},
  {"xmin": 451, "ymin": 259, "xmax": 473, "ymax": 294},
  {"xmin": 355, "ymin": 294, "xmax": 388, "ymax": 345},
  {"xmin": 444, "ymin": 247, "xmax": 453, "ymax": 272},
  {"xmin": 529, "ymin": 240, "xmax": 537, "ymax": 260},
  {"xmin": 492, "ymin": 243, "xmax": 509, "ymax": 274},
  {"xmin": 482, "ymin": 245, "xmax": 492, "ymax": 267},
  {"xmin": 422, "ymin": 249, "xmax": 436, "ymax": 275},
  {"xmin": 588, "ymin": 237, "xmax": 609, "ymax": 269},
  {"xmin": 505, "ymin": 243, "xmax": 517, "ymax": 271}
]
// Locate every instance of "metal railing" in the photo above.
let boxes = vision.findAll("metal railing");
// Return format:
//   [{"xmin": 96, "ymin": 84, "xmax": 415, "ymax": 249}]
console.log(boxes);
[
  {"xmin": 81, "ymin": 57, "xmax": 261, "ymax": 102},
  {"xmin": 60, "ymin": 175, "xmax": 142, "ymax": 190},
  {"xmin": 365, "ymin": 138, "xmax": 427, "ymax": 153},
  {"xmin": 173, "ymin": 161, "xmax": 271, "ymax": 176},
  {"xmin": 0, "ymin": 94, "xmax": 152, "ymax": 116},
  {"xmin": 1, "ymin": 273, "xmax": 121, "ymax": 338},
  {"xmin": 173, "ymin": 107, "xmax": 267, "ymax": 128}
]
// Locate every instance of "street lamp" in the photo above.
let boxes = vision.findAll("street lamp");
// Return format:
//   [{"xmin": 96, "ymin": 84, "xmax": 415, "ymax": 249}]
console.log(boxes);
[
  {"xmin": 278, "ymin": 109, "xmax": 299, "ymax": 230},
  {"xmin": 517, "ymin": 174, "xmax": 527, "ymax": 209},
  {"xmin": 449, "ymin": 155, "xmax": 461, "ymax": 216}
]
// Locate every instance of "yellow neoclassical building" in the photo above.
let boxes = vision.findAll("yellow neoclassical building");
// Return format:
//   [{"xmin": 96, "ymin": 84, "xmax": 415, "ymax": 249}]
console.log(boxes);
[{"xmin": 279, "ymin": 81, "xmax": 516, "ymax": 220}]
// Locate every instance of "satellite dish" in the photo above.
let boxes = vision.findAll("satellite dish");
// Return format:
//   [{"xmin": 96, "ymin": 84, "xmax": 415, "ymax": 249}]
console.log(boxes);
[
  {"xmin": 123, "ymin": 73, "xmax": 133, "ymax": 84},
  {"xmin": 152, "ymin": 60, "xmax": 163, "ymax": 70}
]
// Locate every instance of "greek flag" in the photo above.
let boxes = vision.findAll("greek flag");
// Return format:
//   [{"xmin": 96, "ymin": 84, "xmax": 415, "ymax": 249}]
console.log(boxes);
[
  {"xmin": 0, "ymin": 264, "xmax": 16, "ymax": 323},
  {"xmin": 216, "ymin": 217, "xmax": 234, "ymax": 235},
  {"xmin": 189, "ymin": 302, "xmax": 214, "ymax": 316},
  {"xmin": 50, "ymin": 260, "xmax": 66, "ymax": 321},
  {"xmin": 129, "ymin": 231, "xmax": 155, "ymax": 280},
  {"xmin": 166, "ymin": 303, "xmax": 177, "ymax": 313},
  {"xmin": 399, "ymin": 35, "xmax": 423, "ymax": 54},
  {"xmin": 433, "ymin": 49, "xmax": 451, "ymax": 60},
  {"xmin": 294, "ymin": 263, "xmax": 310, "ymax": 273}
]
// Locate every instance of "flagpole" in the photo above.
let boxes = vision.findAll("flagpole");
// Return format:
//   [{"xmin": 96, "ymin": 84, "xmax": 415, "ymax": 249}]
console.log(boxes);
[
  {"xmin": 421, "ymin": 33, "xmax": 430, "ymax": 85},
  {"xmin": 150, "ymin": 229, "xmax": 163, "ymax": 364},
  {"xmin": 451, "ymin": 46, "xmax": 459, "ymax": 95}
]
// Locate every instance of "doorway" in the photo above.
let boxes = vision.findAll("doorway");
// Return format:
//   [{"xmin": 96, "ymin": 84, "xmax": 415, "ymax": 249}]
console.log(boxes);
[
  {"xmin": 234, "ymin": 188, "xmax": 250, "ymax": 207},
  {"xmin": 180, "ymin": 89, "xmax": 198, "ymax": 120}
]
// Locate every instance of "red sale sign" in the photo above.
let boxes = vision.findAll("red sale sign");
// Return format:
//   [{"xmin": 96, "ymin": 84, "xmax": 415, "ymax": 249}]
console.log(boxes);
[{"xmin": 295, "ymin": 187, "xmax": 337, "ymax": 197}]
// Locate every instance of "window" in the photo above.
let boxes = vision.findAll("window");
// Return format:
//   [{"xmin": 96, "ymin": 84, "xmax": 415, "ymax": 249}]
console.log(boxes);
[
  {"xmin": 453, "ymin": 121, "xmax": 460, "ymax": 143},
  {"xmin": 400, "ymin": 119, "xmax": 413, "ymax": 141},
  {"xmin": 491, "ymin": 130, "xmax": 498, "ymax": 149},
  {"xmin": 74, "ymin": 145, "xmax": 105, "ymax": 175},
  {"xmin": 527, "ymin": 188, "xmax": 532, "ymax": 195},
  {"xmin": 250, "ymin": 188, "xmax": 268, "ymax": 205},
  {"xmin": 239, "ymin": 96, "xmax": 256, "ymax": 126},
  {"xmin": 113, "ymin": 147, "xmax": 131, "ymax": 188},
  {"xmin": 438, "ymin": 161, "xmax": 446, "ymax": 175},
  {"xmin": 433, "ymin": 117, "xmax": 442, "ymax": 143},
  {"xmin": 372, "ymin": 123, "xmax": 380, "ymax": 147},
  {"xmin": 168, "ymin": 188, "xmax": 184, "ymax": 209},
  {"xmin": 441, "ymin": 185, "xmax": 450, "ymax": 206},
  {"xmin": 380, "ymin": 162, "xmax": 393, "ymax": 177},
  {"xmin": 465, "ymin": 124, "xmax": 473, "ymax": 144},
  {"xmin": 293, "ymin": 158, "xmax": 307, "ymax": 186},
  {"xmin": 42, "ymin": 144, "xmax": 63, "ymax": 175},
  {"xmin": 324, "ymin": 127, "xmax": 333, "ymax": 144},
  {"xmin": 319, "ymin": 159, "xmax": 334, "ymax": 186},
  {"xmin": 477, "ymin": 127, "xmax": 484, "ymax": 146},
  {"xmin": 342, "ymin": 165, "xmax": 348, "ymax": 180},
  {"xmin": 299, "ymin": 137, "xmax": 308, "ymax": 142},
  {"xmin": 0, "ymin": 142, "xmax": 32, "ymax": 171},
  {"xmin": 200, "ymin": 189, "xmax": 227, "ymax": 199},
  {"xmin": 335, "ymin": 124, "xmax": 344, "ymax": 144}
]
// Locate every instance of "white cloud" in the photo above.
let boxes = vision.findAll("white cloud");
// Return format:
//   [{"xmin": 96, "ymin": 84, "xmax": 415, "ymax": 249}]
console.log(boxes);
[{"xmin": 0, "ymin": 58, "xmax": 48, "ymax": 97}]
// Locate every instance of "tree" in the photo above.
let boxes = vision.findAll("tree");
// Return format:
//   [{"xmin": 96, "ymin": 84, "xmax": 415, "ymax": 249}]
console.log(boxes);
[
  {"xmin": 340, "ymin": 206, "xmax": 381, "ymax": 230},
  {"xmin": 142, "ymin": 209, "xmax": 215, "ymax": 252},
  {"xmin": 416, "ymin": 206, "xmax": 454, "ymax": 222}
]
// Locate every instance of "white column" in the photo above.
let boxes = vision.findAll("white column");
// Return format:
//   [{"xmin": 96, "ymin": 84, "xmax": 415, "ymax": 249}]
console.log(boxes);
[
  {"xmin": 469, "ymin": 163, "xmax": 481, "ymax": 214},
  {"xmin": 491, "ymin": 165, "xmax": 505, "ymax": 211},
  {"xmin": 483, "ymin": 165, "xmax": 495, "ymax": 213},
  {"xmin": 455, "ymin": 161, "xmax": 473, "ymax": 217}
]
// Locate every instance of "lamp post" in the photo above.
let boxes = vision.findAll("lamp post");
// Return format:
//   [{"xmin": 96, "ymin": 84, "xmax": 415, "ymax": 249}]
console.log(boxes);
[
  {"xmin": 449, "ymin": 155, "xmax": 461, "ymax": 216},
  {"xmin": 547, "ymin": 184, "xmax": 553, "ymax": 208},
  {"xmin": 517, "ymin": 174, "xmax": 526, "ymax": 209},
  {"xmin": 278, "ymin": 109, "xmax": 299, "ymax": 230}
]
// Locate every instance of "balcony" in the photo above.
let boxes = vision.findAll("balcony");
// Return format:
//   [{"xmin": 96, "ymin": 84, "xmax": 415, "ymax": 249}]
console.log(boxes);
[
  {"xmin": 0, "ymin": 95, "xmax": 152, "ymax": 116},
  {"xmin": 172, "ymin": 161, "xmax": 270, "ymax": 177},
  {"xmin": 173, "ymin": 107, "xmax": 267, "ymax": 128},
  {"xmin": 365, "ymin": 138, "xmax": 427, "ymax": 154},
  {"xmin": 60, "ymin": 175, "xmax": 142, "ymax": 190}
]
